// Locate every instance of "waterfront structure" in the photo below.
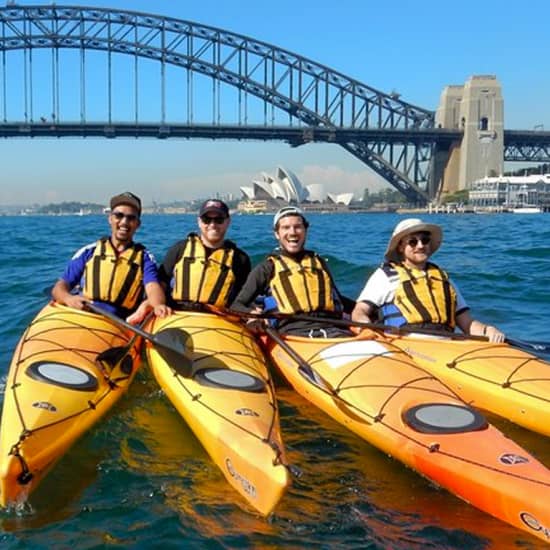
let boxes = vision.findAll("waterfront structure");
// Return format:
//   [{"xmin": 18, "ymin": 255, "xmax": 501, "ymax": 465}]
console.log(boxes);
[
  {"xmin": 239, "ymin": 167, "xmax": 354, "ymax": 210},
  {"xmin": 469, "ymin": 174, "xmax": 550, "ymax": 209},
  {"xmin": 436, "ymin": 76, "xmax": 504, "ymax": 197}
]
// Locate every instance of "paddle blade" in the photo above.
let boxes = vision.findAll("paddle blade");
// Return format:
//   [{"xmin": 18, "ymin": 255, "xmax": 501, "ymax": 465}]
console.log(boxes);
[
  {"xmin": 154, "ymin": 328, "xmax": 194, "ymax": 377},
  {"xmin": 96, "ymin": 346, "xmax": 130, "ymax": 368}
]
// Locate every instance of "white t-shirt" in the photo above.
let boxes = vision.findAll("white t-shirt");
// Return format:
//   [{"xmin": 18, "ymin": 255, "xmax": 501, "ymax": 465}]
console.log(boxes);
[{"xmin": 357, "ymin": 266, "xmax": 468, "ymax": 313}]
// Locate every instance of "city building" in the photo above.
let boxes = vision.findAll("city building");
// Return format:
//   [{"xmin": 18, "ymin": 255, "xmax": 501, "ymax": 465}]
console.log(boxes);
[{"xmin": 469, "ymin": 174, "xmax": 550, "ymax": 210}]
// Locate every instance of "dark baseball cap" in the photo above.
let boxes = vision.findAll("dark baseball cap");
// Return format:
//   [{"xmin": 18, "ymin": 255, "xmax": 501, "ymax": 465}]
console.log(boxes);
[
  {"xmin": 199, "ymin": 199, "xmax": 229, "ymax": 218},
  {"xmin": 110, "ymin": 192, "xmax": 142, "ymax": 215}
]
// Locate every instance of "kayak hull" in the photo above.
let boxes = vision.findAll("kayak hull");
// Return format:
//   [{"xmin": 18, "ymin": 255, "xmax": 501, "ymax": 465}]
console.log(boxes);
[
  {"xmin": 146, "ymin": 311, "xmax": 289, "ymax": 516},
  {"xmin": 262, "ymin": 331, "xmax": 550, "ymax": 542},
  {"xmin": 390, "ymin": 334, "xmax": 550, "ymax": 436},
  {"xmin": 0, "ymin": 302, "xmax": 141, "ymax": 507}
]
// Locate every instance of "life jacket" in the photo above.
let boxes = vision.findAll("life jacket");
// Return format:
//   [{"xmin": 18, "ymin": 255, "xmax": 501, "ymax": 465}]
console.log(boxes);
[
  {"xmin": 83, "ymin": 237, "xmax": 145, "ymax": 310},
  {"xmin": 268, "ymin": 252, "xmax": 336, "ymax": 314},
  {"xmin": 381, "ymin": 261, "xmax": 456, "ymax": 328},
  {"xmin": 171, "ymin": 233, "xmax": 236, "ymax": 307}
]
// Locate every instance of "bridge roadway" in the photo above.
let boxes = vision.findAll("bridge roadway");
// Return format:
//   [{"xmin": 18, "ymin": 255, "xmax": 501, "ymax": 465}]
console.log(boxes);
[{"xmin": 3, "ymin": 124, "xmax": 550, "ymax": 163}]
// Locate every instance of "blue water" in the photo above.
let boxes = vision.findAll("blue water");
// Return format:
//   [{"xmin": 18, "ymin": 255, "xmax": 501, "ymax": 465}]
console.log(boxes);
[{"xmin": 1, "ymin": 212, "xmax": 549, "ymax": 549}]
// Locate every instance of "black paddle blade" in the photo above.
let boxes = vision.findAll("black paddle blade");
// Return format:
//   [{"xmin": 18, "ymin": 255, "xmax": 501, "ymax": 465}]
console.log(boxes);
[
  {"xmin": 153, "ymin": 328, "xmax": 194, "ymax": 377},
  {"xmin": 96, "ymin": 346, "xmax": 130, "ymax": 368}
]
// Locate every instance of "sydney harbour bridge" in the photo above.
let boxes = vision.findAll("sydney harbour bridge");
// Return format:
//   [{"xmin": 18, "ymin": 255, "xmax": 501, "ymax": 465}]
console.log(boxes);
[{"xmin": 1, "ymin": 4, "xmax": 550, "ymax": 205}]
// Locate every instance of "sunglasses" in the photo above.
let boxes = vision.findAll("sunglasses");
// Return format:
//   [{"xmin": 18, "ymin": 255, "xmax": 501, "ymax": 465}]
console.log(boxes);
[
  {"xmin": 200, "ymin": 215, "xmax": 227, "ymax": 225},
  {"xmin": 111, "ymin": 211, "xmax": 139, "ymax": 222},
  {"xmin": 405, "ymin": 235, "xmax": 431, "ymax": 247}
]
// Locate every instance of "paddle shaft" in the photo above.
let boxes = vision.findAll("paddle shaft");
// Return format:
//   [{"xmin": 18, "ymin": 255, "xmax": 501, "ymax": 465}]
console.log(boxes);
[
  {"xmin": 85, "ymin": 302, "xmax": 194, "ymax": 376},
  {"xmin": 85, "ymin": 301, "xmax": 155, "ymax": 343},
  {"xmin": 264, "ymin": 326, "xmax": 333, "ymax": 391},
  {"xmin": 229, "ymin": 309, "xmax": 550, "ymax": 355}
]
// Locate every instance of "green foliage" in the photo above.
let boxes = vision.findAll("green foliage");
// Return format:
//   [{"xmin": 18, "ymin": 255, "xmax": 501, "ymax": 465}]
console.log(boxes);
[
  {"xmin": 362, "ymin": 187, "xmax": 407, "ymax": 207},
  {"xmin": 441, "ymin": 190, "xmax": 469, "ymax": 204}
]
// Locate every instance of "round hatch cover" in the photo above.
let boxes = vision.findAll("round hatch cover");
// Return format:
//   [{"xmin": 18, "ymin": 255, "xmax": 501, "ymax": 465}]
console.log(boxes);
[
  {"xmin": 26, "ymin": 362, "xmax": 98, "ymax": 391},
  {"xmin": 404, "ymin": 403, "xmax": 487, "ymax": 434}
]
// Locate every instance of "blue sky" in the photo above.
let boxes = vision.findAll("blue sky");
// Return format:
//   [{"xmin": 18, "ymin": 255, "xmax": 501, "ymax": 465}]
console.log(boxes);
[{"xmin": 1, "ymin": 0, "xmax": 549, "ymax": 206}]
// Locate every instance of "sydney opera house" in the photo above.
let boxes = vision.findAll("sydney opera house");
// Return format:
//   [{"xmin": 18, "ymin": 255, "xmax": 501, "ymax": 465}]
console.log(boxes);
[{"xmin": 238, "ymin": 166, "xmax": 354, "ymax": 213}]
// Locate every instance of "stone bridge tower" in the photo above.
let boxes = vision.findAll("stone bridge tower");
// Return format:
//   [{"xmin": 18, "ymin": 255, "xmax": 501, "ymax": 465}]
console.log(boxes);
[{"xmin": 435, "ymin": 75, "xmax": 503, "ymax": 198}]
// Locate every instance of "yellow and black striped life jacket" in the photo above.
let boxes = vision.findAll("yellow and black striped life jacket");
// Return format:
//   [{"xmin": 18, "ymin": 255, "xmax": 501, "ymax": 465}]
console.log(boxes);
[
  {"xmin": 172, "ymin": 234, "xmax": 236, "ymax": 307},
  {"xmin": 389, "ymin": 261, "xmax": 456, "ymax": 328},
  {"xmin": 268, "ymin": 252, "xmax": 335, "ymax": 314},
  {"xmin": 83, "ymin": 237, "xmax": 145, "ymax": 310}
]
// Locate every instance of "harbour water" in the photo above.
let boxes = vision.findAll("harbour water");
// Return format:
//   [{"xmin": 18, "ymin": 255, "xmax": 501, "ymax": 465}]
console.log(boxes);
[{"xmin": 0, "ymin": 212, "xmax": 549, "ymax": 549}]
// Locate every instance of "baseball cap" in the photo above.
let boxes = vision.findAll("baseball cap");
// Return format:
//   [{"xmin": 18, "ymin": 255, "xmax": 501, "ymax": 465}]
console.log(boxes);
[
  {"xmin": 199, "ymin": 199, "xmax": 229, "ymax": 218},
  {"xmin": 110, "ymin": 192, "xmax": 142, "ymax": 215}
]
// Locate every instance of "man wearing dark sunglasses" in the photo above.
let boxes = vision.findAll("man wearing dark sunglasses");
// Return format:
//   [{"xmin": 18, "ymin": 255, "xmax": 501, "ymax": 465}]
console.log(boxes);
[
  {"xmin": 352, "ymin": 218, "xmax": 505, "ymax": 343},
  {"xmin": 51, "ymin": 192, "xmax": 170, "ymax": 320},
  {"xmin": 135, "ymin": 198, "xmax": 251, "ymax": 315}
]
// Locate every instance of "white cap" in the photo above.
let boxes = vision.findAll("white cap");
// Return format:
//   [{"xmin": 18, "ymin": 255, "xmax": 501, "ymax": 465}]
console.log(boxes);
[{"xmin": 273, "ymin": 206, "xmax": 309, "ymax": 228}]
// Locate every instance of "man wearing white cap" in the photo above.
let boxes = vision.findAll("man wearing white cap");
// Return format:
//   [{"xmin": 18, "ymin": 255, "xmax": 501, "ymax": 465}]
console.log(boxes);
[
  {"xmin": 232, "ymin": 206, "xmax": 355, "ymax": 336},
  {"xmin": 352, "ymin": 218, "xmax": 505, "ymax": 343}
]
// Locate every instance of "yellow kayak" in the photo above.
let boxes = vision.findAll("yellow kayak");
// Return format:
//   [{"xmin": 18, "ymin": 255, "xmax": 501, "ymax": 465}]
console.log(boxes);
[
  {"xmin": 389, "ymin": 334, "xmax": 550, "ymax": 437},
  {"xmin": 145, "ymin": 310, "xmax": 290, "ymax": 516},
  {"xmin": 262, "ymin": 329, "xmax": 550, "ymax": 543},
  {"xmin": 0, "ymin": 302, "xmax": 142, "ymax": 507}
]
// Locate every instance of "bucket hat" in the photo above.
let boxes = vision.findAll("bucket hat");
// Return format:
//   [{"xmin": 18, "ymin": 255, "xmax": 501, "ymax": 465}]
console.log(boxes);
[{"xmin": 385, "ymin": 218, "xmax": 442, "ymax": 262}]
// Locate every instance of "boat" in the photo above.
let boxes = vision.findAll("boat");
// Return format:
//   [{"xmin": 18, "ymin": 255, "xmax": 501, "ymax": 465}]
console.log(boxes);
[
  {"xmin": 511, "ymin": 205, "xmax": 543, "ymax": 214},
  {"xmin": 145, "ymin": 310, "xmax": 290, "ymax": 516},
  {"xmin": 388, "ymin": 333, "xmax": 550, "ymax": 437},
  {"xmin": 261, "ymin": 329, "xmax": 550, "ymax": 542},
  {"xmin": 0, "ymin": 301, "xmax": 142, "ymax": 507}
]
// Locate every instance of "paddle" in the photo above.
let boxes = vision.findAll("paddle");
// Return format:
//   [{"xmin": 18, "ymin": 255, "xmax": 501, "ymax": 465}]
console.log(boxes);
[
  {"xmin": 228, "ymin": 310, "xmax": 550, "ymax": 356},
  {"xmin": 263, "ymin": 326, "xmax": 335, "ymax": 393},
  {"xmin": 85, "ymin": 302, "xmax": 194, "ymax": 377}
]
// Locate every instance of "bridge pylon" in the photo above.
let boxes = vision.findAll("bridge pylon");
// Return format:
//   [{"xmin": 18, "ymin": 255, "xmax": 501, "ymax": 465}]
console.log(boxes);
[{"xmin": 435, "ymin": 75, "xmax": 504, "ymax": 199}]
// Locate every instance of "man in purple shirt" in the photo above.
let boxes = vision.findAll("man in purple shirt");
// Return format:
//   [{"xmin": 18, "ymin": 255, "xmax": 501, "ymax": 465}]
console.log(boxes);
[{"xmin": 51, "ymin": 192, "xmax": 170, "ymax": 320}]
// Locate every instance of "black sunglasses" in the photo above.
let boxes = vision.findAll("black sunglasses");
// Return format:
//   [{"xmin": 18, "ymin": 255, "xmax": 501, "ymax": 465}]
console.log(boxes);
[
  {"xmin": 200, "ymin": 215, "xmax": 227, "ymax": 225},
  {"xmin": 405, "ymin": 235, "xmax": 431, "ymax": 247},
  {"xmin": 111, "ymin": 211, "xmax": 139, "ymax": 222}
]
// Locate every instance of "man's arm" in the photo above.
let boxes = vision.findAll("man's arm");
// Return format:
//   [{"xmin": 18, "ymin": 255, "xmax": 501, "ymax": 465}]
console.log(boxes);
[{"xmin": 230, "ymin": 260, "xmax": 272, "ymax": 312}]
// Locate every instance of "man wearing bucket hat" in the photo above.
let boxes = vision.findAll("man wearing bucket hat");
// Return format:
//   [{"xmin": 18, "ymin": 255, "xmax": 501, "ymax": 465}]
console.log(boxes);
[
  {"xmin": 352, "ymin": 218, "xmax": 505, "ymax": 343},
  {"xmin": 52, "ymin": 192, "xmax": 170, "ymax": 320},
  {"xmin": 128, "ymin": 198, "xmax": 250, "ymax": 322},
  {"xmin": 232, "ymin": 206, "xmax": 355, "ymax": 336}
]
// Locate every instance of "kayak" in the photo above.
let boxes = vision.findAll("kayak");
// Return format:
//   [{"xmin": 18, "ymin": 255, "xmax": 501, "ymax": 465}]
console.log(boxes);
[
  {"xmin": 262, "ymin": 329, "xmax": 550, "ymax": 543},
  {"xmin": 145, "ymin": 310, "xmax": 290, "ymax": 516},
  {"xmin": 389, "ymin": 334, "xmax": 550, "ymax": 437},
  {"xmin": 0, "ymin": 301, "xmax": 142, "ymax": 507}
]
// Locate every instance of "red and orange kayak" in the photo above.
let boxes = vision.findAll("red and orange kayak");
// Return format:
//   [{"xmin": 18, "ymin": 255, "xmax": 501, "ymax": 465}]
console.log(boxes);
[
  {"xmin": 0, "ymin": 302, "xmax": 142, "ymax": 507},
  {"xmin": 262, "ymin": 329, "xmax": 550, "ymax": 543}
]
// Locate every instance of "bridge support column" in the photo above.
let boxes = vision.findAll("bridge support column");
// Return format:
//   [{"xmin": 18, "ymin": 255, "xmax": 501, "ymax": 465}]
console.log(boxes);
[{"xmin": 435, "ymin": 75, "xmax": 503, "ymax": 198}]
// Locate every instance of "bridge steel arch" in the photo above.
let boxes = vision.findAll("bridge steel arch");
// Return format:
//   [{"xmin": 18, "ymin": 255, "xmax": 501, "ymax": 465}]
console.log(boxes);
[{"xmin": 0, "ymin": 4, "xmax": 439, "ymax": 203}]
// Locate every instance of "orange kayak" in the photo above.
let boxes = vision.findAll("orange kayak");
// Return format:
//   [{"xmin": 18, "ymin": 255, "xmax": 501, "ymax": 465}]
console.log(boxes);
[
  {"xmin": 389, "ymin": 333, "xmax": 550, "ymax": 437},
  {"xmin": 146, "ymin": 310, "xmax": 290, "ymax": 516},
  {"xmin": 262, "ymin": 329, "xmax": 550, "ymax": 543},
  {"xmin": 0, "ymin": 302, "xmax": 142, "ymax": 507}
]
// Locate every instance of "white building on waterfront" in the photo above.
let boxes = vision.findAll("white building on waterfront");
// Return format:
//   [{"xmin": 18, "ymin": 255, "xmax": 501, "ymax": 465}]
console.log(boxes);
[
  {"xmin": 469, "ymin": 174, "xmax": 550, "ymax": 209},
  {"xmin": 239, "ymin": 166, "xmax": 354, "ymax": 210}
]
